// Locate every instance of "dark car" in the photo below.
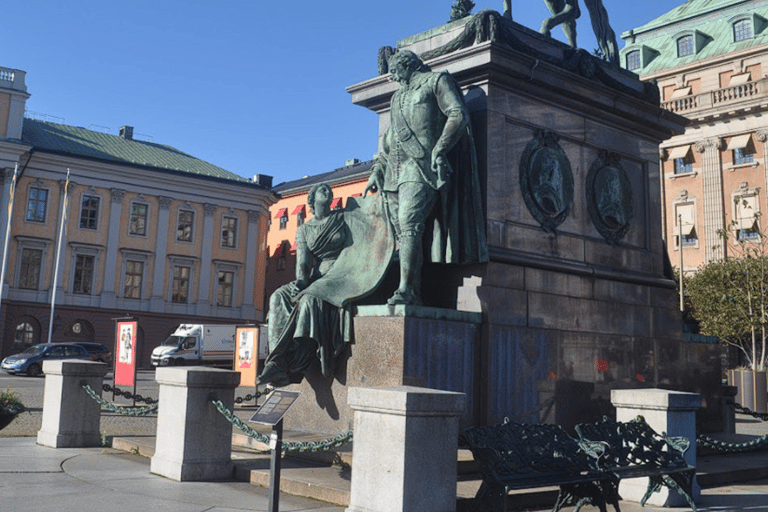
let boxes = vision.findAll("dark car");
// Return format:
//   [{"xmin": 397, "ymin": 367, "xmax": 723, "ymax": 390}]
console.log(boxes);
[
  {"xmin": 1, "ymin": 343, "xmax": 91, "ymax": 377},
  {"xmin": 73, "ymin": 342, "xmax": 112, "ymax": 364}
]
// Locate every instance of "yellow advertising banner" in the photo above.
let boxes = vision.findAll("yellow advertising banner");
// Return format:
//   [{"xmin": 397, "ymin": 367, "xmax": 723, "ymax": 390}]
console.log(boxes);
[{"xmin": 235, "ymin": 326, "xmax": 259, "ymax": 387}]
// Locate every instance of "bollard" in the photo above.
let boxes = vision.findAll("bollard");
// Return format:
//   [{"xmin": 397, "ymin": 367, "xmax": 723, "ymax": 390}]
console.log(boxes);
[
  {"xmin": 611, "ymin": 388, "xmax": 702, "ymax": 506},
  {"xmin": 346, "ymin": 386, "xmax": 466, "ymax": 512},
  {"xmin": 37, "ymin": 360, "xmax": 109, "ymax": 448},
  {"xmin": 150, "ymin": 367, "xmax": 240, "ymax": 481}
]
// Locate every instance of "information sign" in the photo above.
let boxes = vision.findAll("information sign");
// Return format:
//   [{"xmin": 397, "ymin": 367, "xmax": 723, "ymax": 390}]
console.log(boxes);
[
  {"xmin": 114, "ymin": 320, "xmax": 137, "ymax": 386},
  {"xmin": 250, "ymin": 390, "xmax": 300, "ymax": 426}
]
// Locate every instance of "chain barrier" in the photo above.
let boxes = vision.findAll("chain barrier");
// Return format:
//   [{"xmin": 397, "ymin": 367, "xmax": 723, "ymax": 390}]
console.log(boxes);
[
  {"xmin": 81, "ymin": 381, "xmax": 158, "ymax": 416},
  {"xmin": 101, "ymin": 383, "xmax": 157, "ymax": 404},
  {"xmin": 234, "ymin": 386, "xmax": 275, "ymax": 405},
  {"xmin": 696, "ymin": 399, "xmax": 768, "ymax": 453},
  {"xmin": 209, "ymin": 395, "xmax": 353, "ymax": 452},
  {"xmin": 730, "ymin": 400, "xmax": 768, "ymax": 422}
]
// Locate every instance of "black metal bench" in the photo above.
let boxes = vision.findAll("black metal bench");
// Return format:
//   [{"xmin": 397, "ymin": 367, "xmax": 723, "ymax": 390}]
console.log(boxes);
[
  {"xmin": 460, "ymin": 420, "xmax": 616, "ymax": 512},
  {"xmin": 575, "ymin": 415, "xmax": 697, "ymax": 512}
]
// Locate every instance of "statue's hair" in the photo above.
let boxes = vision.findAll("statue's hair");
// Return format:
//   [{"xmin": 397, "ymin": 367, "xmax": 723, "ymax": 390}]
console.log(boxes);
[
  {"xmin": 307, "ymin": 182, "xmax": 333, "ymax": 215},
  {"xmin": 388, "ymin": 50, "xmax": 430, "ymax": 74}
]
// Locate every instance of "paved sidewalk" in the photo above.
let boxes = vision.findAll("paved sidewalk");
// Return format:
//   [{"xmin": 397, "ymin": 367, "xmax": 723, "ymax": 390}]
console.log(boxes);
[{"xmin": 0, "ymin": 437, "xmax": 344, "ymax": 512}]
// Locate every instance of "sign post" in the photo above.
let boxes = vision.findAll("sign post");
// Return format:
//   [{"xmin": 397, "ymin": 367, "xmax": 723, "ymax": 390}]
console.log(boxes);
[{"xmin": 250, "ymin": 390, "xmax": 301, "ymax": 512}]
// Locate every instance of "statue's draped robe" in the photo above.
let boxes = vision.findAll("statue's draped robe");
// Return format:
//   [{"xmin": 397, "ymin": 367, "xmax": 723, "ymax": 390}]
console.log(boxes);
[{"xmin": 265, "ymin": 196, "xmax": 394, "ymax": 378}]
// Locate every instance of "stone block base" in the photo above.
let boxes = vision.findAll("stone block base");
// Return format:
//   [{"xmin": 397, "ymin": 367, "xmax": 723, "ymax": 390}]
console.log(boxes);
[{"xmin": 282, "ymin": 305, "xmax": 481, "ymax": 435}]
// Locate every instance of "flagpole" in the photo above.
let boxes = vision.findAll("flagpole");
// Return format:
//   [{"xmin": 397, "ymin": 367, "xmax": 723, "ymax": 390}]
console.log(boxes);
[
  {"xmin": 678, "ymin": 213, "xmax": 684, "ymax": 313},
  {"xmin": 47, "ymin": 168, "xmax": 70, "ymax": 344},
  {"xmin": 0, "ymin": 163, "xmax": 19, "ymax": 308}
]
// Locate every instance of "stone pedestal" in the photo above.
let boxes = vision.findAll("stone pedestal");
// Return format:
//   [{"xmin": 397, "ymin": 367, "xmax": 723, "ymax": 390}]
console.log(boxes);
[
  {"xmin": 346, "ymin": 386, "xmax": 466, "ymax": 512},
  {"xmin": 612, "ymin": 388, "xmax": 702, "ymax": 506},
  {"xmin": 150, "ymin": 367, "xmax": 239, "ymax": 481},
  {"xmin": 37, "ymin": 360, "xmax": 108, "ymax": 448},
  {"xmin": 283, "ymin": 305, "xmax": 481, "ymax": 435}
]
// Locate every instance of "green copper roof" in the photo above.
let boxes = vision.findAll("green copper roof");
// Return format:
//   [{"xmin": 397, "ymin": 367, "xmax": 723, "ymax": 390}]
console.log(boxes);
[
  {"xmin": 626, "ymin": 0, "xmax": 752, "ymax": 35},
  {"xmin": 621, "ymin": 0, "xmax": 768, "ymax": 76},
  {"xmin": 21, "ymin": 118, "xmax": 253, "ymax": 184}
]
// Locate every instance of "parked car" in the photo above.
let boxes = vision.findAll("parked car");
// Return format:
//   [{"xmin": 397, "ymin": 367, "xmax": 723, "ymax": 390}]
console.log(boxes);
[
  {"xmin": 73, "ymin": 342, "xmax": 112, "ymax": 364},
  {"xmin": 1, "ymin": 343, "xmax": 91, "ymax": 377}
]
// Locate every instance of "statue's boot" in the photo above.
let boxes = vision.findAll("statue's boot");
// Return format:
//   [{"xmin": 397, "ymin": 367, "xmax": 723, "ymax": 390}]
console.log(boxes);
[{"xmin": 387, "ymin": 234, "xmax": 423, "ymax": 306}]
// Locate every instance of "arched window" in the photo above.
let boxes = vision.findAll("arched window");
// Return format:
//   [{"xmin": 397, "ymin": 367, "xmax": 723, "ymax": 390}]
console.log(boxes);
[
  {"xmin": 626, "ymin": 50, "xmax": 641, "ymax": 71},
  {"xmin": 734, "ymin": 19, "xmax": 753, "ymax": 42},
  {"xmin": 13, "ymin": 320, "xmax": 38, "ymax": 351},
  {"xmin": 677, "ymin": 35, "xmax": 694, "ymax": 57}
]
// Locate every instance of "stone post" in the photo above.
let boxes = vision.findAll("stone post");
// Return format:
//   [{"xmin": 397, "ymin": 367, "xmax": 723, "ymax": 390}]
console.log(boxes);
[
  {"xmin": 611, "ymin": 388, "xmax": 702, "ymax": 506},
  {"xmin": 37, "ymin": 360, "xmax": 108, "ymax": 448},
  {"xmin": 346, "ymin": 386, "xmax": 466, "ymax": 512},
  {"xmin": 150, "ymin": 367, "xmax": 239, "ymax": 481}
]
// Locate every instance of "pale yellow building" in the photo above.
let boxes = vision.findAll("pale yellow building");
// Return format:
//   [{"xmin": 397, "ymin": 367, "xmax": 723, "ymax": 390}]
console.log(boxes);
[
  {"xmin": 0, "ymin": 66, "xmax": 276, "ymax": 365},
  {"xmin": 621, "ymin": 0, "xmax": 768, "ymax": 273}
]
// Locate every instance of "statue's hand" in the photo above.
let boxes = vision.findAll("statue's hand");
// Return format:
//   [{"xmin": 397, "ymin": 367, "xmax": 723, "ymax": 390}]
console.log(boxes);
[
  {"xmin": 363, "ymin": 171, "xmax": 383, "ymax": 198},
  {"xmin": 432, "ymin": 152, "xmax": 451, "ymax": 183},
  {"xmin": 293, "ymin": 279, "xmax": 309, "ymax": 294}
]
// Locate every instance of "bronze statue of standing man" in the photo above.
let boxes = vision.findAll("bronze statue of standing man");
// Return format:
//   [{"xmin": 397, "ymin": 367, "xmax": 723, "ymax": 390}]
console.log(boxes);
[{"xmin": 365, "ymin": 50, "xmax": 487, "ymax": 306}]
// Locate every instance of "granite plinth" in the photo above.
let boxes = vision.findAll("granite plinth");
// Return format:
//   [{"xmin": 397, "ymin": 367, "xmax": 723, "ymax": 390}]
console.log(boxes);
[{"xmin": 282, "ymin": 306, "xmax": 480, "ymax": 435}]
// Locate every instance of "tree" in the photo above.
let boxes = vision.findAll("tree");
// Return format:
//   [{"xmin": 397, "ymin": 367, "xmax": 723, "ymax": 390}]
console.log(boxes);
[
  {"xmin": 684, "ymin": 192, "xmax": 768, "ymax": 370},
  {"xmin": 449, "ymin": 0, "xmax": 475, "ymax": 21}
]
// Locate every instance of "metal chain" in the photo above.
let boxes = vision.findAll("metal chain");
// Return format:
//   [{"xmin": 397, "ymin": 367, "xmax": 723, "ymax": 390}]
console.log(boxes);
[
  {"xmin": 235, "ymin": 387, "xmax": 275, "ymax": 405},
  {"xmin": 697, "ymin": 432, "xmax": 768, "ymax": 453},
  {"xmin": 209, "ymin": 396, "xmax": 353, "ymax": 452},
  {"xmin": 730, "ymin": 401, "xmax": 768, "ymax": 422},
  {"xmin": 101, "ymin": 383, "xmax": 157, "ymax": 405},
  {"xmin": 81, "ymin": 382, "xmax": 158, "ymax": 416}
]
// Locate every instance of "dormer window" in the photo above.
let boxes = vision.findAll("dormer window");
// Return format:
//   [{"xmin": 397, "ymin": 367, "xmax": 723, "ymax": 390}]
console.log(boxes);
[
  {"xmin": 626, "ymin": 50, "xmax": 641, "ymax": 71},
  {"xmin": 677, "ymin": 35, "xmax": 694, "ymax": 57},
  {"xmin": 734, "ymin": 19, "xmax": 753, "ymax": 42}
]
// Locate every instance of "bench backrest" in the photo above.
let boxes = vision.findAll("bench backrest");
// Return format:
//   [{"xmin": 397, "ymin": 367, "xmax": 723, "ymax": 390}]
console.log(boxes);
[
  {"xmin": 575, "ymin": 415, "xmax": 690, "ymax": 469},
  {"xmin": 461, "ymin": 420, "xmax": 601, "ymax": 482}
]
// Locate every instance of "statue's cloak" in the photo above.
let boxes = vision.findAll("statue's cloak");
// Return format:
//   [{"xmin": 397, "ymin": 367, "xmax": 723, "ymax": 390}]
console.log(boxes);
[
  {"xmin": 297, "ymin": 194, "xmax": 395, "ymax": 307},
  {"xmin": 426, "ymin": 123, "xmax": 489, "ymax": 265}
]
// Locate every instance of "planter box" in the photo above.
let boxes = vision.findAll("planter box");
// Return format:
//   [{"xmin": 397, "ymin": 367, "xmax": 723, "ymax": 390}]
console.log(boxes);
[
  {"xmin": 727, "ymin": 369, "xmax": 768, "ymax": 414},
  {"xmin": 0, "ymin": 413, "xmax": 17, "ymax": 430}
]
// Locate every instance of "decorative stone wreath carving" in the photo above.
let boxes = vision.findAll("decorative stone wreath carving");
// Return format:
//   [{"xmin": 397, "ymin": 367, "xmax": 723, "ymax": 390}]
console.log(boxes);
[
  {"xmin": 519, "ymin": 130, "xmax": 574, "ymax": 233},
  {"xmin": 586, "ymin": 151, "xmax": 633, "ymax": 245}
]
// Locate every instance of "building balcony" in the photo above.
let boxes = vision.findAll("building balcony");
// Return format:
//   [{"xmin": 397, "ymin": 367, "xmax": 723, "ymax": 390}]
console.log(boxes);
[
  {"xmin": 0, "ymin": 66, "xmax": 26, "ymax": 91},
  {"xmin": 661, "ymin": 78, "xmax": 768, "ymax": 119}
]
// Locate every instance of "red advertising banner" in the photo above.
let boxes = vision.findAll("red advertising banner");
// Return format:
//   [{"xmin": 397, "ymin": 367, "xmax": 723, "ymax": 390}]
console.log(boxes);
[
  {"xmin": 235, "ymin": 326, "xmax": 259, "ymax": 387},
  {"xmin": 115, "ymin": 320, "xmax": 138, "ymax": 386}
]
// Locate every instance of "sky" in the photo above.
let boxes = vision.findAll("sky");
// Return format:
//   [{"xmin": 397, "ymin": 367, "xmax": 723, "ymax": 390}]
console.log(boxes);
[{"xmin": 3, "ymin": 0, "xmax": 687, "ymax": 187}]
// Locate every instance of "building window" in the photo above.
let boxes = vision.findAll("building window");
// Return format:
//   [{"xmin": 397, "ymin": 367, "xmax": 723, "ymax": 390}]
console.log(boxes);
[
  {"xmin": 677, "ymin": 35, "xmax": 694, "ymax": 57},
  {"xmin": 130, "ymin": 203, "xmax": 148, "ymax": 236},
  {"xmin": 72, "ymin": 254, "xmax": 94, "ymax": 295},
  {"xmin": 177, "ymin": 210, "xmax": 194, "ymax": 242},
  {"xmin": 297, "ymin": 212, "xmax": 305, "ymax": 227},
  {"xmin": 735, "ymin": 194, "xmax": 759, "ymax": 241},
  {"xmin": 734, "ymin": 19, "xmax": 753, "ymax": 42},
  {"xmin": 14, "ymin": 322, "xmax": 35, "ymax": 351},
  {"xmin": 674, "ymin": 157, "xmax": 693, "ymax": 174},
  {"xmin": 26, "ymin": 187, "xmax": 48, "ymax": 222},
  {"xmin": 276, "ymin": 242, "xmax": 288, "ymax": 271},
  {"xmin": 18, "ymin": 248, "xmax": 43, "ymax": 289},
  {"xmin": 674, "ymin": 203, "xmax": 697, "ymax": 248},
  {"xmin": 221, "ymin": 216, "xmax": 237, "ymax": 248},
  {"xmin": 123, "ymin": 260, "xmax": 144, "ymax": 299},
  {"xmin": 626, "ymin": 50, "xmax": 641, "ymax": 71},
  {"xmin": 734, "ymin": 147, "xmax": 755, "ymax": 165},
  {"xmin": 172, "ymin": 265, "xmax": 191, "ymax": 303},
  {"xmin": 279, "ymin": 214, "xmax": 288, "ymax": 230},
  {"xmin": 79, "ymin": 195, "xmax": 100, "ymax": 230},
  {"xmin": 217, "ymin": 270, "xmax": 234, "ymax": 307}
]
